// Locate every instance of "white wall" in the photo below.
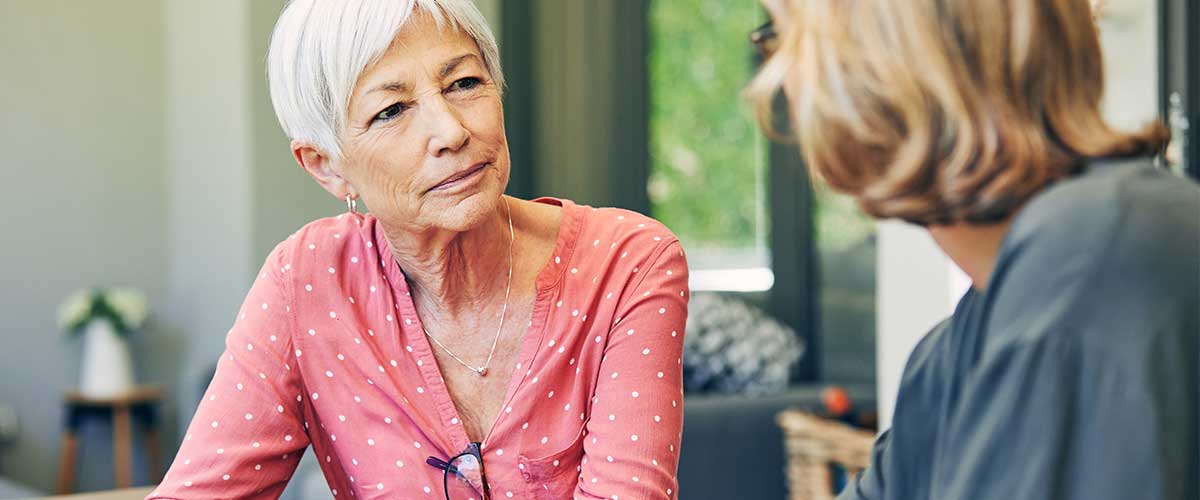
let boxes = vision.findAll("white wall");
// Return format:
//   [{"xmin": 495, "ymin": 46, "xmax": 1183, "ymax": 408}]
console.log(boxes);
[
  {"xmin": 1097, "ymin": 0, "xmax": 1160, "ymax": 132},
  {"xmin": 875, "ymin": 223, "xmax": 968, "ymax": 429}
]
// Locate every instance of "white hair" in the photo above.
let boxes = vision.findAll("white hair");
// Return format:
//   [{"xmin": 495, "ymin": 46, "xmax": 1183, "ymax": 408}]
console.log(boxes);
[{"xmin": 267, "ymin": 0, "xmax": 504, "ymax": 159}]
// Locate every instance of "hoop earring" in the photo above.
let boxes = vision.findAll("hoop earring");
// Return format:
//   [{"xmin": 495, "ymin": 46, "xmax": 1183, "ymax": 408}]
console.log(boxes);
[{"xmin": 345, "ymin": 195, "xmax": 358, "ymax": 214}]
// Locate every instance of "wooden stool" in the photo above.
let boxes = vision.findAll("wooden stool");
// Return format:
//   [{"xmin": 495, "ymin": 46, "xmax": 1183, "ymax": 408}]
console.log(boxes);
[{"xmin": 56, "ymin": 386, "xmax": 164, "ymax": 494}]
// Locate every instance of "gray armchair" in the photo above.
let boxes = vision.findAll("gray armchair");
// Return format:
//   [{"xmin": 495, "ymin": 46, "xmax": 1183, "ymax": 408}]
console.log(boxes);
[{"xmin": 677, "ymin": 385, "xmax": 874, "ymax": 500}]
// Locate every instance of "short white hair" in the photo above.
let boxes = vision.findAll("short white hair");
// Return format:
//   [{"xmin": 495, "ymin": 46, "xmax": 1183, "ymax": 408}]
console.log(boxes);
[{"xmin": 267, "ymin": 0, "xmax": 504, "ymax": 159}]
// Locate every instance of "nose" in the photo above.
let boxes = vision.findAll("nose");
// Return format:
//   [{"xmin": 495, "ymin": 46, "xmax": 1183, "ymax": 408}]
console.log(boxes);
[{"xmin": 424, "ymin": 96, "xmax": 470, "ymax": 157}]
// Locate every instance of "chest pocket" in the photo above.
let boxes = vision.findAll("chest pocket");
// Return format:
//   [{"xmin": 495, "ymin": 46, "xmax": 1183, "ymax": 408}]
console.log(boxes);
[{"xmin": 517, "ymin": 426, "xmax": 586, "ymax": 499}]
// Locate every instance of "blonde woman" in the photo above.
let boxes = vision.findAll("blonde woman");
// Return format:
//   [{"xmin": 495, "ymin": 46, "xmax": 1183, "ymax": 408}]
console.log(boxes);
[{"xmin": 748, "ymin": 1, "xmax": 1197, "ymax": 499}]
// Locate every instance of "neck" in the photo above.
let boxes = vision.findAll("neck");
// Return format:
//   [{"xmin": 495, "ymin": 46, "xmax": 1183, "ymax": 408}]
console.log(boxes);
[
  {"xmin": 927, "ymin": 216, "xmax": 1016, "ymax": 292},
  {"xmin": 383, "ymin": 198, "xmax": 513, "ymax": 319}
]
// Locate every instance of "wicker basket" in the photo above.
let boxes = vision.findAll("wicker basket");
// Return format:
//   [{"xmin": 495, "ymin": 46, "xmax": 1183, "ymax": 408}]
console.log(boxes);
[{"xmin": 777, "ymin": 410, "xmax": 876, "ymax": 500}]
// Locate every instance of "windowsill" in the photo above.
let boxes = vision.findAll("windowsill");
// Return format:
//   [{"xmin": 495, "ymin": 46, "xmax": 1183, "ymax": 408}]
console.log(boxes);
[{"xmin": 689, "ymin": 267, "xmax": 775, "ymax": 292}]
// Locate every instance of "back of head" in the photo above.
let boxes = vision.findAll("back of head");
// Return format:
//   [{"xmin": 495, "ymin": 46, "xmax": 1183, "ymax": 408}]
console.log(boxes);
[{"xmin": 748, "ymin": 0, "xmax": 1168, "ymax": 225}]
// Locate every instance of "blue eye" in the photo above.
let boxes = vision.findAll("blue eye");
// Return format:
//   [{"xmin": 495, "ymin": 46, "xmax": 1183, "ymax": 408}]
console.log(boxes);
[
  {"xmin": 373, "ymin": 102, "xmax": 408, "ymax": 123},
  {"xmin": 450, "ymin": 77, "xmax": 482, "ymax": 92}
]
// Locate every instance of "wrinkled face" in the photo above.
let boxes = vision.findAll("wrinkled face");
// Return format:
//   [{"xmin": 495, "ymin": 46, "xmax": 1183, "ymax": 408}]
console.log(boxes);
[{"xmin": 339, "ymin": 13, "xmax": 509, "ymax": 233}]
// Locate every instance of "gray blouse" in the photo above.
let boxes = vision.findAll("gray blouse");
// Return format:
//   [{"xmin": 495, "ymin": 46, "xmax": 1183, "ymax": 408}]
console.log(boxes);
[{"xmin": 841, "ymin": 157, "xmax": 1199, "ymax": 500}]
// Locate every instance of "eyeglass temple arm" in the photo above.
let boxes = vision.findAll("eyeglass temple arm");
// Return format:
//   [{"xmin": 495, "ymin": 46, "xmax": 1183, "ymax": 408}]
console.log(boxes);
[{"xmin": 426, "ymin": 456, "xmax": 459, "ymax": 475}]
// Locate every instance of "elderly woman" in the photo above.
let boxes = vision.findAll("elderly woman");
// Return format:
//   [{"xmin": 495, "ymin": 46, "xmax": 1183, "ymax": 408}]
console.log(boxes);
[
  {"xmin": 749, "ymin": 0, "xmax": 1197, "ymax": 499},
  {"xmin": 147, "ymin": 1, "xmax": 687, "ymax": 499}
]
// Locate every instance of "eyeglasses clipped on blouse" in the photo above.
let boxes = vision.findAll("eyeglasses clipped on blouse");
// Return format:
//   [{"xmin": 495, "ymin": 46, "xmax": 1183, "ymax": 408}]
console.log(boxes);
[{"xmin": 427, "ymin": 441, "xmax": 492, "ymax": 500}]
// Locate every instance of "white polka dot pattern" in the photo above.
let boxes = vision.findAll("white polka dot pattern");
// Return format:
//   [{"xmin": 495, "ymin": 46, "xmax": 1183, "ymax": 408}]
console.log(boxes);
[{"xmin": 146, "ymin": 199, "xmax": 687, "ymax": 500}]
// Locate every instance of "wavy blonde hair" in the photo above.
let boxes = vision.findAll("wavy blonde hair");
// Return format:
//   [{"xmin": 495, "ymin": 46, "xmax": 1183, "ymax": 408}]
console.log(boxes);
[{"xmin": 747, "ymin": 0, "xmax": 1167, "ymax": 225}]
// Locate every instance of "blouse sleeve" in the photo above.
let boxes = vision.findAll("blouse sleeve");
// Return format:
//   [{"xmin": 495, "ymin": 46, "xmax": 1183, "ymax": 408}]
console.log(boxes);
[
  {"xmin": 147, "ymin": 249, "xmax": 310, "ymax": 499},
  {"xmin": 575, "ymin": 240, "xmax": 689, "ymax": 500}
]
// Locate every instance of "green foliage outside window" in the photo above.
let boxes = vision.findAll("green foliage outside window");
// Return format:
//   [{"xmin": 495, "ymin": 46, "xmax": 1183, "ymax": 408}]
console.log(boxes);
[
  {"xmin": 648, "ymin": 0, "xmax": 874, "ymax": 259},
  {"xmin": 648, "ymin": 0, "xmax": 766, "ymax": 252}
]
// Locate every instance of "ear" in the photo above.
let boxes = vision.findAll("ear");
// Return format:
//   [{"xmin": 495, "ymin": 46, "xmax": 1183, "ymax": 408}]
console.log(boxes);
[{"xmin": 292, "ymin": 139, "xmax": 357, "ymax": 200}]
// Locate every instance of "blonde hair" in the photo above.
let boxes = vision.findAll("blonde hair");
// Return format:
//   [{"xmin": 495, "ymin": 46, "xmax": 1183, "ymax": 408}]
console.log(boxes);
[
  {"xmin": 267, "ymin": 0, "xmax": 503, "ymax": 160},
  {"xmin": 747, "ymin": 0, "xmax": 1167, "ymax": 225}
]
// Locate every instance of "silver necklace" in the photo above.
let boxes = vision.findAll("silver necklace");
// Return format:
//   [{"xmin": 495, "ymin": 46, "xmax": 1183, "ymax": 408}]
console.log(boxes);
[{"xmin": 420, "ymin": 197, "xmax": 514, "ymax": 377}]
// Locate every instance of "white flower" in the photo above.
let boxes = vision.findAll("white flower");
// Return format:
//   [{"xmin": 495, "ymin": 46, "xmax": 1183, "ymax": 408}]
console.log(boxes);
[
  {"xmin": 104, "ymin": 287, "xmax": 149, "ymax": 330},
  {"xmin": 57, "ymin": 289, "xmax": 93, "ymax": 331}
]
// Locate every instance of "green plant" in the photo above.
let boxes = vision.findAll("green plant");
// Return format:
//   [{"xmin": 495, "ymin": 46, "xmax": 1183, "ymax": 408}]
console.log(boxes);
[{"xmin": 57, "ymin": 287, "xmax": 149, "ymax": 335}]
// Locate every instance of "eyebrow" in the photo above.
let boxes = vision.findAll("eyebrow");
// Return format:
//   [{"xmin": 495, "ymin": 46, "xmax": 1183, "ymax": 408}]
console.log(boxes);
[
  {"xmin": 364, "ymin": 54, "xmax": 479, "ymax": 96},
  {"xmin": 437, "ymin": 54, "xmax": 476, "ymax": 79},
  {"xmin": 367, "ymin": 80, "xmax": 410, "ymax": 95}
]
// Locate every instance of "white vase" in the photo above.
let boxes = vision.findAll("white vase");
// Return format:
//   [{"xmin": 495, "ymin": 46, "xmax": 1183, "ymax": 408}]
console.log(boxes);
[{"xmin": 79, "ymin": 318, "xmax": 136, "ymax": 398}]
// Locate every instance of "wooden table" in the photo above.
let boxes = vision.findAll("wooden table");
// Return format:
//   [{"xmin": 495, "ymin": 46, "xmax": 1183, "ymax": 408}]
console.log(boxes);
[
  {"xmin": 56, "ymin": 387, "xmax": 164, "ymax": 494},
  {"xmin": 29, "ymin": 486, "xmax": 155, "ymax": 500}
]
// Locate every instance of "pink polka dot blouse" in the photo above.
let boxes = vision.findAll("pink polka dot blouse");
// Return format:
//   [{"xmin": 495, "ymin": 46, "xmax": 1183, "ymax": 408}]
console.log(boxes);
[{"xmin": 147, "ymin": 198, "xmax": 689, "ymax": 500}]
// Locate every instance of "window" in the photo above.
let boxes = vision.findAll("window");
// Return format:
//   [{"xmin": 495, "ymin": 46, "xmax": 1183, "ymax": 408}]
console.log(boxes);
[
  {"xmin": 648, "ymin": 0, "xmax": 877, "ymax": 385},
  {"xmin": 648, "ymin": 0, "xmax": 771, "ymax": 293},
  {"xmin": 814, "ymin": 187, "xmax": 877, "ymax": 385}
]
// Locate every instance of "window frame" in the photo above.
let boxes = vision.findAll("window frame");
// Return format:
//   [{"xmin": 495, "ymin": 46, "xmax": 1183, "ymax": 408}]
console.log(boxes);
[{"xmin": 1159, "ymin": 0, "xmax": 1199, "ymax": 179}]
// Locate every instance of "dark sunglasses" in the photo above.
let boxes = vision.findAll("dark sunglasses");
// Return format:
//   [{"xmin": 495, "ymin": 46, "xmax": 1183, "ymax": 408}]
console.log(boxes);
[
  {"xmin": 750, "ymin": 20, "xmax": 779, "ymax": 59},
  {"xmin": 427, "ymin": 442, "xmax": 492, "ymax": 500}
]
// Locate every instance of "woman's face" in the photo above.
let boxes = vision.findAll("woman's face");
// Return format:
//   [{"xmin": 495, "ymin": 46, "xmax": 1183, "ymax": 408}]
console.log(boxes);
[{"xmin": 338, "ymin": 13, "xmax": 509, "ymax": 233}]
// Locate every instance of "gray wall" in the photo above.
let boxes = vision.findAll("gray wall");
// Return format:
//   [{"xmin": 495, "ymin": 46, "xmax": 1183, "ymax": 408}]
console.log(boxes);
[{"xmin": 0, "ymin": 0, "xmax": 172, "ymax": 492}]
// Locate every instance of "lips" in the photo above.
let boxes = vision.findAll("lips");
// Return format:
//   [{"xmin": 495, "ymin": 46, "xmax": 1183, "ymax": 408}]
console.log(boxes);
[{"xmin": 429, "ymin": 162, "xmax": 489, "ymax": 192}]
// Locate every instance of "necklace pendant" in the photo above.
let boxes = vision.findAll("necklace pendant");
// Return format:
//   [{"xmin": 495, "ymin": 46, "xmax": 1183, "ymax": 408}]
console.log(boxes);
[{"xmin": 476, "ymin": 367, "xmax": 488, "ymax": 376}]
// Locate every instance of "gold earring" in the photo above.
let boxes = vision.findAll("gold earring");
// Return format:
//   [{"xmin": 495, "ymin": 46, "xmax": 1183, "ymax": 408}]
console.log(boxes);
[{"xmin": 345, "ymin": 195, "xmax": 358, "ymax": 214}]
